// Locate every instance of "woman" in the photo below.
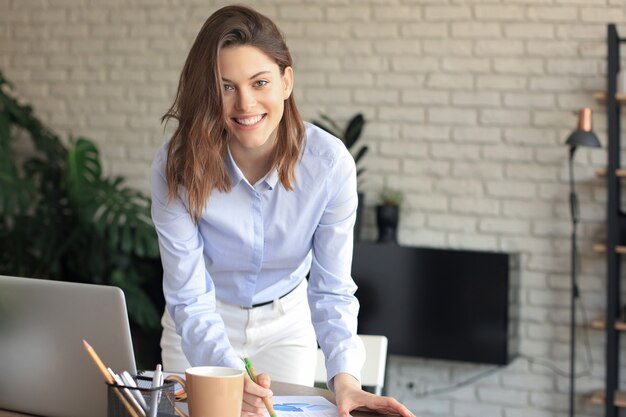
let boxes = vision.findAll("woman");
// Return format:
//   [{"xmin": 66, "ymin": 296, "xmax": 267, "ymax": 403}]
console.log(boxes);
[{"xmin": 151, "ymin": 5, "xmax": 413, "ymax": 417}]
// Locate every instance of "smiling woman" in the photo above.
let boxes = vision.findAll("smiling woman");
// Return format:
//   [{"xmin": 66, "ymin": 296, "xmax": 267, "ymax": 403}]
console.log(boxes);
[
  {"xmin": 151, "ymin": 5, "xmax": 414, "ymax": 417},
  {"xmin": 219, "ymin": 45, "xmax": 293, "ymax": 184}
]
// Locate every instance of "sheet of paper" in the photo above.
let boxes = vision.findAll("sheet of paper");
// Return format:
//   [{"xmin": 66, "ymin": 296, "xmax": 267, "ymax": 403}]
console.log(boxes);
[{"xmin": 265, "ymin": 396, "xmax": 347, "ymax": 417}]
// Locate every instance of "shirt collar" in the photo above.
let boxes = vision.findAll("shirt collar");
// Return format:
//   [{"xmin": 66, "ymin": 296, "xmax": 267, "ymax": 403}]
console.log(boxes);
[
  {"xmin": 226, "ymin": 145, "xmax": 279, "ymax": 190},
  {"xmin": 225, "ymin": 146, "xmax": 245, "ymax": 185},
  {"xmin": 264, "ymin": 168, "xmax": 279, "ymax": 190}
]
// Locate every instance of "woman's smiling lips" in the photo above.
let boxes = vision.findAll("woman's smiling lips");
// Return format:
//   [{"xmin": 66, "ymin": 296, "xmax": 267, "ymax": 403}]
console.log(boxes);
[{"xmin": 233, "ymin": 114, "xmax": 267, "ymax": 129}]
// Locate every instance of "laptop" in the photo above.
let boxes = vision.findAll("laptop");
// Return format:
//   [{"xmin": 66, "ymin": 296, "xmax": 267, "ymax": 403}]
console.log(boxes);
[{"xmin": 0, "ymin": 275, "xmax": 137, "ymax": 417}]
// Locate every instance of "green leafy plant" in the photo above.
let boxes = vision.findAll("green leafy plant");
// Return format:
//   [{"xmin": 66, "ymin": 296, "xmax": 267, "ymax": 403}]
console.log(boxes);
[
  {"xmin": 380, "ymin": 187, "xmax": 403, "ymax": 206},
  {"xmin": 0, "ymin": 70, "xmax": 162, "ymax": 364},
  {"xmin": 312, "ymin": 113, "xmax": 369, "ymax": 182}
]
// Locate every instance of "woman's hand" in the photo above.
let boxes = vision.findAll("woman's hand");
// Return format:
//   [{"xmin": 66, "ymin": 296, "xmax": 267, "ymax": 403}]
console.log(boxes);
[
  {"xmin": 241, "ymin": 372, "xmax": 273, "ymax": 417},
  {"xmin": 333, "ymin": 373, "xmax": 415, "ymax": 417}
]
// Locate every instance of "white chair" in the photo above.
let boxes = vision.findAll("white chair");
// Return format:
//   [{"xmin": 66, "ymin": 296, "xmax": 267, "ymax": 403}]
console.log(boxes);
[{"xmin": 315, "ymin": 334, "xmax": 388, "ymax": 395}]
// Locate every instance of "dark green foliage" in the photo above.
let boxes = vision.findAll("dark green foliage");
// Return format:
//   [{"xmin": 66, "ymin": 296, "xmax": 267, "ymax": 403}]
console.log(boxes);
[{"xmin": 0, "ymin": 70, "xmax": 162, "ymax": 344}]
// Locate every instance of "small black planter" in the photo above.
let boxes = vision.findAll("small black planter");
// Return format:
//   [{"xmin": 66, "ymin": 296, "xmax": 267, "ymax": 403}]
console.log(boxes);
[{"xmin": 376, "ymin": 204, "xmax": 399, "ymax": 243}]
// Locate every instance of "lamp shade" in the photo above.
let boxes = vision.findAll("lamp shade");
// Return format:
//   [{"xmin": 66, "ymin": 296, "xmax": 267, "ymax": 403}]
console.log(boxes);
[{"xmin": 565, "ymin": 108, "xmax": 601, "ymax": 148}]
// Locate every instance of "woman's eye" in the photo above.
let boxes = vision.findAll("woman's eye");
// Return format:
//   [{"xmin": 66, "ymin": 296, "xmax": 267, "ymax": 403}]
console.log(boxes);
[
  {"xmin": 223, "ymin": 84, "xmax": 235, "ymax": 91},
  {"xmin": 254, "ymin": 80, "xmax": 268, "ymax": 87}
]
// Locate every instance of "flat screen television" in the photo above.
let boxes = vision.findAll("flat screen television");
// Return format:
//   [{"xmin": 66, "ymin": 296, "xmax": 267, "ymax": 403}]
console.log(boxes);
[{"xmin": 352, "ymin": 242, "xmax": 517, "ymax": 365}]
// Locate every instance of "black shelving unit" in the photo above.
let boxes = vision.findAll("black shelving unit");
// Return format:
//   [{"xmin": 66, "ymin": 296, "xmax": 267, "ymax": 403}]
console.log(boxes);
[{"xmin": 603, "ymin": 23, "xmax": 623, "ymax": 417}]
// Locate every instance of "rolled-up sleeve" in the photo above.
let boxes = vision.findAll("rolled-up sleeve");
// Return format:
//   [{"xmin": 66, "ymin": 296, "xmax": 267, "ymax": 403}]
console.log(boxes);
[
  {"xmin": 150, "ymin": 146, "xmax": 243, "ymax": 371},
  {"xmin": 307, "ymin": 149, "xmax": 365, "ymax": 391}
]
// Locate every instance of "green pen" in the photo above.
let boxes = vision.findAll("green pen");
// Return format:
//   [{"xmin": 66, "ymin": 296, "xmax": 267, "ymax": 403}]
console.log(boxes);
[{"xmin": 244, "ymin": 357, "xmax": 278, "ymax": 417}]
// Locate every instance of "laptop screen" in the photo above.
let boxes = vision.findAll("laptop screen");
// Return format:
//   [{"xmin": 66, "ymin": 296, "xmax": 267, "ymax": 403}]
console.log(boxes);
[{"xmin": 0, "ymin": 275, "xmax": 137, "ymax": 417}]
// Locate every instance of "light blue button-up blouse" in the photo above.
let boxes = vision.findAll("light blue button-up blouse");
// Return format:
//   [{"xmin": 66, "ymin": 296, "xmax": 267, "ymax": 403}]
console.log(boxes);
[{"xmin": 150, "ymin": 122, "xmax": 364, "ymax": 386}]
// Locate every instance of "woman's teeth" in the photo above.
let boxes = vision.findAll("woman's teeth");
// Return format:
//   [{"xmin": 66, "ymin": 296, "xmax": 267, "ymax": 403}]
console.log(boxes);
[{"xmin": 235, "ymin": 114, "xmax": 265, "ymax": 126}]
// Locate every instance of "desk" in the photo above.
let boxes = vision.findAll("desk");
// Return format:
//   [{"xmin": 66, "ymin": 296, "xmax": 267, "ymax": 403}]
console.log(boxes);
[{"xmin": 0, "ymin": 381, "xmax": 381, "ymax": 417}]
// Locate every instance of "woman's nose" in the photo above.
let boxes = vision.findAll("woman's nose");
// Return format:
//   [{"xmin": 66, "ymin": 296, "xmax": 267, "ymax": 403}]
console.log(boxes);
[{"xmin": 235, "ymin": 89, "xmax": 256, "ymax": 111}]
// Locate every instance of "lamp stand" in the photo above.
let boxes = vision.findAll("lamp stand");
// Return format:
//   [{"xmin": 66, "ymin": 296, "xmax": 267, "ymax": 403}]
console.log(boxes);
[
  {"xmin": 568, "ymin": 147, "xmax": 580, "ymax": 417},
  {"xmin": 564, "ymin": 107, "xmax": 599, "ymax": 417}
]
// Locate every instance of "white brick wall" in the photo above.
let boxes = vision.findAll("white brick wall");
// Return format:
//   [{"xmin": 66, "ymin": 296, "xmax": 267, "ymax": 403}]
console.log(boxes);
[{"xmin": 1, "ymin": 0, "xmax": 623, "ymax": 416}]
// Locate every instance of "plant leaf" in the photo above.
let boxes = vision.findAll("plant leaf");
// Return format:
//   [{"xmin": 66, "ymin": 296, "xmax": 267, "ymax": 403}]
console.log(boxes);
[
  {"xmin": 343, "ymin": 113, "xmax": 365, "ymax": 149},
  {"xmin": 0, "ymin": 172, "xmax": 36, "ymax": 220},
  {"xmin": 111, "ymin": 270, "xmax": 160, "ymax": 330},
  {"xmin": 67, "ymin": 138, "xmax": 102, "ymax": 188},
  {"xmin": 353, "ymin": 145, "xmax": 368, "ymax": 165},
  {"xmin": 318, "ymin": 113, "xmax": 342, "ymax": 133}
]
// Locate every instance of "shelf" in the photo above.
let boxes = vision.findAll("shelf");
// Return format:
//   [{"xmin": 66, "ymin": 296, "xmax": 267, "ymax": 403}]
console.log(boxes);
[
  {"xmin": 590, "ymin": 318, "xmax": 626, "ymax": 331},
  {"xmin": 593, "ymin": 25, "xmax": 621, "ymax": 417},
  {"xmin": 594, "ymin": 91, "xmax": 626, "ymax": 103},
  {"xmin": 593, "ymin": 243, "xmax": 626, "ymax": 254},
  {"xmin": 591, "ymin": 390, "xmax": 626, "ymax": 407},
  {"xmin": 595, "ymin": 168, "xmax": 626, "ymax": 177}
]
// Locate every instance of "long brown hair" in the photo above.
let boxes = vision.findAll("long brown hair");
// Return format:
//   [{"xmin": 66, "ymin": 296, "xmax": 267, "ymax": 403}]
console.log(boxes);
[{"xmin": 161, "ymin": 5, "xmax": 305, "ymax": 222}]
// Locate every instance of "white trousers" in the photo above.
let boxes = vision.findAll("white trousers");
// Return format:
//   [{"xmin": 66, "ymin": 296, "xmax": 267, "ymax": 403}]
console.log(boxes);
[{"xmin": 160, "ymin": 279, "xmax": 317, "ymax": 386}]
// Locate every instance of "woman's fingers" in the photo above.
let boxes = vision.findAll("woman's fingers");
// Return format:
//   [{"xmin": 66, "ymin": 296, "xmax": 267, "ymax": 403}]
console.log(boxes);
[
  {"xmin": 241, "ymin": 373, "xmax": 273, "ymax": 416},
  {"xmin": 255, "ymin": 372, "xmax": 272, "ymax": 389},
  {"xmin": 335, "ymin": 383, "xmax": 415, "ymax": 417}
]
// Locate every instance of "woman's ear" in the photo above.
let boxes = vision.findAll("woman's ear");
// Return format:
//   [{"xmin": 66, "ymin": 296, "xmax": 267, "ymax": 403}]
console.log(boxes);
[{"xmin": 282, "ymin": 66, "xmax": 294, "ymax": 100}]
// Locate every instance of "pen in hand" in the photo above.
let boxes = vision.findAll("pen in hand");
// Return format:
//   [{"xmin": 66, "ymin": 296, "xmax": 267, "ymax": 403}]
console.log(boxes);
[{"xmin": 243, "ymin": 357, "xmax": 278, "ymax": 417}]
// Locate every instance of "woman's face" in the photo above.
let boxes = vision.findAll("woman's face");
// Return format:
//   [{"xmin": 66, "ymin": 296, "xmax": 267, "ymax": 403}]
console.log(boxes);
[{"xmin": 219, "ymin": 45, "xmax": 293, "ymax": 155}]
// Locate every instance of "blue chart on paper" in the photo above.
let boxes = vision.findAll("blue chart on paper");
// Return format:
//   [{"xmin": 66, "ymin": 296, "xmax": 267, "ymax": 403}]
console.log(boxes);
[
  {"xmin": 275, "ymin": 402, "xmax": 333, "ymax": 412},
  {"xmin": 266, "ymin": 396, "xmax": 341, "ymax": 417}
]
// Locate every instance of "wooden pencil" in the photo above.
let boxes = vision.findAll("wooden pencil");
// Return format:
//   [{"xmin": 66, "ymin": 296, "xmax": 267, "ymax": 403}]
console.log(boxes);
[{"xmin": 82, "ymin": 339, "xmax": 141, "ymax": 417}]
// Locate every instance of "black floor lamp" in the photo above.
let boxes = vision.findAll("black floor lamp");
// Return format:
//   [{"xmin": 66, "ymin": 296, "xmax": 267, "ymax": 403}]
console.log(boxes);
[{"xmin": 565, "ymin": 108, "xmax": 600, "ymax": 417}]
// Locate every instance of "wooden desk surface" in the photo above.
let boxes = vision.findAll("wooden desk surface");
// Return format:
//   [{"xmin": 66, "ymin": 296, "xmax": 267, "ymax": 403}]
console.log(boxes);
[{"xmin": 0, "ymin": 381, "xmax": 380, "ymax": 417}]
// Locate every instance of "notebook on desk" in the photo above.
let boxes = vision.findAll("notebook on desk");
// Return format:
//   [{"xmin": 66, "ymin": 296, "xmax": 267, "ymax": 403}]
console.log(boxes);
[{"xmin": 0, "ymin": 275, "xmax": 137, "ymax": 417}]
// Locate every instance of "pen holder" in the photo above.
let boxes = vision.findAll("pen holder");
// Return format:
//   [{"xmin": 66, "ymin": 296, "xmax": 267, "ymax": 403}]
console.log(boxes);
[{"xmin": 107, "ymin": 375, "xmax": 177, "ymax": 417}]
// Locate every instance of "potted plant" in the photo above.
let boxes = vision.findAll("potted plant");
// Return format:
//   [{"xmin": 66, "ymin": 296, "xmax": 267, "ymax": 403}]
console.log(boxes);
[
  {"xmin": 0, "ymin": 70, "xmax": 162, "ymax": 368},
  {"xmin": 312, "ymin": 113, "xmax": 368, "ymax": 240},
  {"xmin": 376, "ymin": 187, "xmax": 403, "ymax": 243}
]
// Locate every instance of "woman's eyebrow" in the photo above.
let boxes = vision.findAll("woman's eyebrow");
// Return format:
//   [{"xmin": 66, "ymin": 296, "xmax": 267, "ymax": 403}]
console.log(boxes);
[{"xmin": 221, "ymin": 71, "xmax": 271, "ymax": 83}]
